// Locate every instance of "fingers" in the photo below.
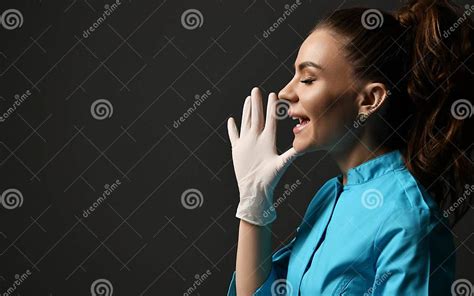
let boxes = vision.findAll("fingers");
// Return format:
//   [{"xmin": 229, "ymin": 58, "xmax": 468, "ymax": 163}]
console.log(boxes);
[
  {"xmin": 227, "ymin": 117, "xmax": 239, "ymax": 147},
  {"xmin": 264, "ymin": 92, "xmax": 278, "ymax": 133},
  {"xmin": 241, "ymin": 87, "xmax": 273, "ymax": 136},
  {"xmin": 241, "ymin": 95, "xmax": 251, "ymax": 136},
  {"xmin": 251, "ymin": 87, "xmax": 264, "ymax": 132}
]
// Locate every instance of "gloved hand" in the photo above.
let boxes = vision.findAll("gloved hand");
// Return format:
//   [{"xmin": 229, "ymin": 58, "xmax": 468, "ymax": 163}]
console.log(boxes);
[{"xmin": 227, "ymin": 87, "xmax": 303, "ymax": 226}]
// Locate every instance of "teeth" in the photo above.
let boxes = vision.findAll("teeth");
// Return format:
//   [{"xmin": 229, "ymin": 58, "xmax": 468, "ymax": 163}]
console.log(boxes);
[{"xmin": 292, "ymin": 115, "xmax": 310, "ymax": 124}]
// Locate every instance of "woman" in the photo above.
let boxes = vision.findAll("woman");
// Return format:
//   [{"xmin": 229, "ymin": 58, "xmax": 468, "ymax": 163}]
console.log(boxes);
[{"xmin": 226, "ymin": 0, "xmax": 473, "ymax": 295}]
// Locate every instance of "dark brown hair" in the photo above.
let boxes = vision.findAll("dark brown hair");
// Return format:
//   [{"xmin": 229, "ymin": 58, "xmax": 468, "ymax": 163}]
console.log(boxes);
[{"xmin": 314, "ymin": 0, "xmax": 474, "ymax": 228}]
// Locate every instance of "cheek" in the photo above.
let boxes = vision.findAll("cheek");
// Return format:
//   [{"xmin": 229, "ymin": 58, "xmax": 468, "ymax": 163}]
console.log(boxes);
[
  {"xmin": 313, "ymin": 111, "xmax": 347, "ymax": 146},
  {"xmin": 302, "ymin": 91, "xmax": 355, "ymax": 147}
]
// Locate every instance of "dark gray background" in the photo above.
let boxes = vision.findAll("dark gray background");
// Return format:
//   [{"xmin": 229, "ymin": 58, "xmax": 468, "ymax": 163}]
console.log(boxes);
[{"xmin": 0, "ymin": 0, "xmax": 472, "ymax": 295}]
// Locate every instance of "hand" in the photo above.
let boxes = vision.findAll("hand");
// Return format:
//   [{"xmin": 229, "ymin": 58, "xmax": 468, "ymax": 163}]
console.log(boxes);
[{"xmin": 227, "ymin": 87, "xmax": 304, "ymax": 226}]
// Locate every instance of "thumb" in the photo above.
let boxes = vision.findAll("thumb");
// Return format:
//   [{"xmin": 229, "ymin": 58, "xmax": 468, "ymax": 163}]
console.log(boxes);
[{"xmin": 277, "ymin": 147, "xmax": 302, "ymax": 171}]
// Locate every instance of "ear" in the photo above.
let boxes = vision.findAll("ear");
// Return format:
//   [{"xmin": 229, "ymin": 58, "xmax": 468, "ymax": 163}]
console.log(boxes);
[{"xmin": 357, "ymin": 83, "xmax": 389, "ymax": 115}]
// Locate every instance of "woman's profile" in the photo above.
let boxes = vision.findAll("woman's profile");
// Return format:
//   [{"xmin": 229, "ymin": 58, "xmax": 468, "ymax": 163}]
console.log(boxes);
[{"xmin": 226, "ymin": 0, "xmax": 473, "ymax": 295}]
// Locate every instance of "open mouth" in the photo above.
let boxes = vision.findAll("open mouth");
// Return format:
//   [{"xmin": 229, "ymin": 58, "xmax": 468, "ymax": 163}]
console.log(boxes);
[{"xmin": 292, "ymin": 115, "xmax": 310, "ymax": 134}]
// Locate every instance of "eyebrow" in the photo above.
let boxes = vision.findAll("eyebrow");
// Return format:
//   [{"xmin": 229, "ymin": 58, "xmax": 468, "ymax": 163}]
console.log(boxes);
[{"xmin": 296, "ymin": 61, "xmax": 324, "ymax": 71}]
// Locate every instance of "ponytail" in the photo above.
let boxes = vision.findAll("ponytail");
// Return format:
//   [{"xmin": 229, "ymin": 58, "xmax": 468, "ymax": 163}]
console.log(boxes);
[{"xmin": 396, "ymin": 0, "xmax": 474, "ymax": 227}]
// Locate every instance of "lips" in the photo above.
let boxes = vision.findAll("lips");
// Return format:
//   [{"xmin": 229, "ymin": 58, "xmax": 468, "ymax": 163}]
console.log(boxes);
[{"xmin": 289, "ymin": 111, "xmax": 310, "ymax": 134}]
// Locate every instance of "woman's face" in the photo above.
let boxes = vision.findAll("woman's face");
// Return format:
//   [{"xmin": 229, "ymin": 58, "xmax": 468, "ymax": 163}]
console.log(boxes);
[{"xmin": 278, "ymin": 29, "xmax": 361, "ymax": 154}]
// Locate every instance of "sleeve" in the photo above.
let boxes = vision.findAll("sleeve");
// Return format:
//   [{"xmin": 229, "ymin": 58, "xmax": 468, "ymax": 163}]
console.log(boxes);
[
  {"xmin": 227, "ymin": 235, "xmax": 296, "ymax": 296},
  {"xmin": 370, "ymin": 209, "xmax": 455, "ymax": 296}
]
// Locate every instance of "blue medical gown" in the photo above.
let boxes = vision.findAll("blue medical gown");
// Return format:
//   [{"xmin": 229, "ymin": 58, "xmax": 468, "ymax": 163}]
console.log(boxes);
[{"xmin": 227, "ymin": 149, "xmax": 455, "ymax": 295}]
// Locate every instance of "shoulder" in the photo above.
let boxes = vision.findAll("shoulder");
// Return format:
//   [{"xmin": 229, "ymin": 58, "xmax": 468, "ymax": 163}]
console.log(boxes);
[
  {"xmin": 360, "ymin": 167, "xmax": 440, "ymax": 219},
  {"xmin": 352, "ymin": 167, "xmax": 449, "ymax": 239},
  {"xmin": 367, "ymin": 168, "xmax": 453, "ymax": 248}
]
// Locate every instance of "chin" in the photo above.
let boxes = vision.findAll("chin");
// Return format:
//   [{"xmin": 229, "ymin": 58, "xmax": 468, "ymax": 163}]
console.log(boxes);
[
  {"xmin": 292, "ymin": 127, "xmax": 322, "ymax": 153},
  {"xmin": 292, "ymin": 137, "xmax": 316, "ymax": 154}
]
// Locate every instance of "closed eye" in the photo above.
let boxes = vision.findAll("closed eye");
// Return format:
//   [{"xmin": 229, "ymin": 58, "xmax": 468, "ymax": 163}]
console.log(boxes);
[{"xmin": 300, "ymin": 78, "xmax": 315, "ymax": 85}]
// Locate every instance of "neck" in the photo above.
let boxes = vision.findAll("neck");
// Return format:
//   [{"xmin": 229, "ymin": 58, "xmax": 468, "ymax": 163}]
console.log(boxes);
[{"xmin": 330, "ymin": 143, "xmax": 393, "ymax": 186}]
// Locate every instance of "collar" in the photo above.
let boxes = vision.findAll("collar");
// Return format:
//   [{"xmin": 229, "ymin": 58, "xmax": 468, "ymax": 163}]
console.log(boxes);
[{"xmin": 336, "ymin": 149, "xmax": 405, "ymax": 186}]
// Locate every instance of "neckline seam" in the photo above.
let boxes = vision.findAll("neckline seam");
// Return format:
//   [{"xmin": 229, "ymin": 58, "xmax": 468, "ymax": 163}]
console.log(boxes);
[
  {"xmin": 338, "ymin": 166, "xmax": 406, "ymax": 187},
  {"xmin": 347, "ymin": 150, "xmax": 401, "ymax": 176}
]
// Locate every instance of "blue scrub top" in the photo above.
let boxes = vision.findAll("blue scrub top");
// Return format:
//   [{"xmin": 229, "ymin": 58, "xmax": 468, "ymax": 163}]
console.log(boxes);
[{"xmin": 227, "ymin": 149, "xmax": 455, "ymax": 295}]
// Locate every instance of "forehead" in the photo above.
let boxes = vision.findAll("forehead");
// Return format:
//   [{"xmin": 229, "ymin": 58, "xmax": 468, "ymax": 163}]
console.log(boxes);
[{"xmin": 295, "ymin": 29, "xmax": 347, "ymax": 71}]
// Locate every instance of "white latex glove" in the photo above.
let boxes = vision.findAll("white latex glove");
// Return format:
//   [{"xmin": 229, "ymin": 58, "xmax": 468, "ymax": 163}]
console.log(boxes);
[{"xmin": 227, "ymin": 87, "xmax": 303, "ymax": 226}]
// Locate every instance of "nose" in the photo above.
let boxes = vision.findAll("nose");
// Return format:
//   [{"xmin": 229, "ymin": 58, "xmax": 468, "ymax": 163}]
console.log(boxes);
[{"xmin": 278, "ymin": 79, "xmax": 298, "ymax": 104}]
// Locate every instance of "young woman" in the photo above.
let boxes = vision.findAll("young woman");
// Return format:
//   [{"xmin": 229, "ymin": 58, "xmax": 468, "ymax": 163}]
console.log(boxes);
[{"xmin": 226, "ymin": 0, "xmax": 473, "ymax": 295}]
